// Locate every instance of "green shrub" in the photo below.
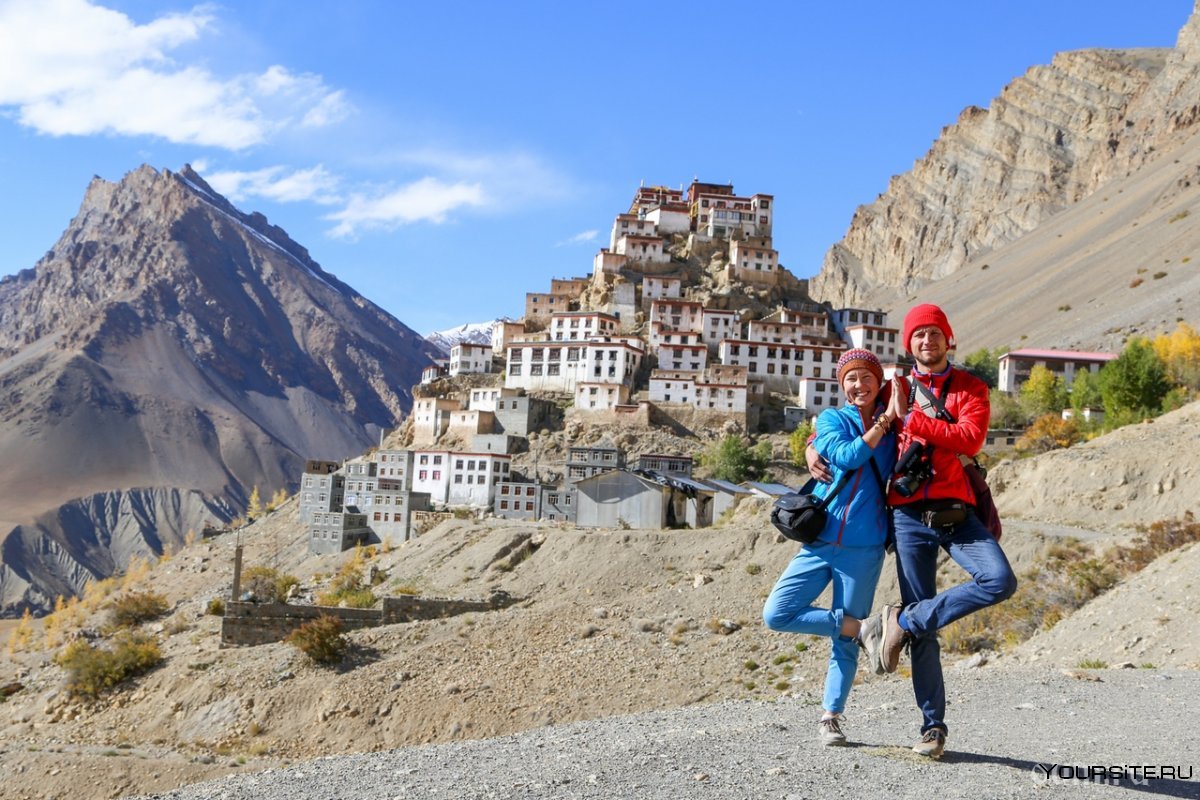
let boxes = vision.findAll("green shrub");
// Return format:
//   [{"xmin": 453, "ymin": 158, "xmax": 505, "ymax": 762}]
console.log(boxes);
[
  {"xmin": 56, "ymin": 632, "xmax": 162, "ymax": 697},
  {"xmin": 107, "ymin": 592, "xmax": 169, "ymax": 628},
  {"xmin": 206, "ymin": 598, "xmax": 226, "ymax": 616},
  {"xmin": 286, "ymin": 615, "xmax": 346, "ymax": 665}
]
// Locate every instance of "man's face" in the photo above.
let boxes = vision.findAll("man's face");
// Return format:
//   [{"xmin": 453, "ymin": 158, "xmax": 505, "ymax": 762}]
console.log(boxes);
[{"xmin": 910, "ymin": 325, "xmax": 949, "ymax": 370}]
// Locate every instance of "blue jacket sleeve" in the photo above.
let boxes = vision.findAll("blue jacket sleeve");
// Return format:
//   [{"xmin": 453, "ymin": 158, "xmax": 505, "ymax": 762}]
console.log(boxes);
[{"xmin": 813, "ymin": 407, "xmax": 872, "ymax": 472}]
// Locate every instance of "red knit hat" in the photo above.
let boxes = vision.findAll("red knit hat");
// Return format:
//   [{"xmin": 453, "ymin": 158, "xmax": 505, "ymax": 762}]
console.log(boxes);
[
  {"xmin": 902, "ymin": 304, "xmax": 955, "ymax": 354},
  {"xmin": 836, "ymin": 348, "xmax": 884, "ymax": 386}
]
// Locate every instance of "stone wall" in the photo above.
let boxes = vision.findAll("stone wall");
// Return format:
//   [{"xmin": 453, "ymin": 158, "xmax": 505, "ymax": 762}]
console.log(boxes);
[{"xmin": 220, "ymin": 591, "xmax": 518, "ymax": 647}]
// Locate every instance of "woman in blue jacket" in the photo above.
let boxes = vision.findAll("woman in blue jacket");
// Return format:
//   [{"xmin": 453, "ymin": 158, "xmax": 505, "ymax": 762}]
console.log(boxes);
[{"xmin": 762, "ymin": 348, "xmax": 898, "ymax": 746}]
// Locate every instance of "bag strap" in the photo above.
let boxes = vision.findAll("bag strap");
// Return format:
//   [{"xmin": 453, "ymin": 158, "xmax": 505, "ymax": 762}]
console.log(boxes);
[
  {"xmin": 867, "ymin": 456, "xmax": 888, "ymax": 497},
  {"xmin": 812, "ymin": 466, "xmax": 854, "ymax": 511},
  {"xmin": 910, "ymin": 369, "xmax": 957, "ymax": 423}
]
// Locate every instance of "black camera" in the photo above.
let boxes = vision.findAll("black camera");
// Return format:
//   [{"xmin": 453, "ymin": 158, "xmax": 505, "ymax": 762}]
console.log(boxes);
[{"xmin": 893, "ymin": 441, "xmax": 934, "ymax": 498}]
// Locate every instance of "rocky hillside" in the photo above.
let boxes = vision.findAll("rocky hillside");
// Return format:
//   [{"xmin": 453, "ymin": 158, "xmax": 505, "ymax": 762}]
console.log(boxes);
[
  {"xmin": 811, "ymin": 5, "xmax": 1200, "ymax": 351},
  {"xmin": 0, "ymin": 166, "xmax": 438, "ymax": 615}
]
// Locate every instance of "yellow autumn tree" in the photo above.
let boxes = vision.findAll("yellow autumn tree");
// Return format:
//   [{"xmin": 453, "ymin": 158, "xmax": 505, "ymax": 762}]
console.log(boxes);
[
  {"xmin": 7, "ymin": 609, "xmax": 35, "ymax": 655},
  {"xmin": 1153, "ymin": 322, "xmax": 1200, "ymax": 390},
  {"xmin": 247, "ymin": 486, "xmax": 264, "ymax": 521}
]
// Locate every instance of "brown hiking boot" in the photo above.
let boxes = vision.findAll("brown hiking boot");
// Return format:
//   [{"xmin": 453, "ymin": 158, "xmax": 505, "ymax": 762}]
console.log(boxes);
[
  {"xmin": 880, "ymin": 604, "xmax": 909, "ymax": 674},
  {"xmin": 913, "ymin": 728, "xmax": 947, "ymax": 759}
]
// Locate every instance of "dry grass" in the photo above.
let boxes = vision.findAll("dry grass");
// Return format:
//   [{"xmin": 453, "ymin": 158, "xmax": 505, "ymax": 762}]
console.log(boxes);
[{"xmin": 942, "ymin": 516, "xmax": 1200, "ymax": 654}]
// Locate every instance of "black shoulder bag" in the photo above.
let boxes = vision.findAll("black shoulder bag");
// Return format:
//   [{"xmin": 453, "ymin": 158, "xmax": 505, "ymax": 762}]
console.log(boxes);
[{"xmin": 771, "ymin": 469, "xmax": 854, "ymax": 544}]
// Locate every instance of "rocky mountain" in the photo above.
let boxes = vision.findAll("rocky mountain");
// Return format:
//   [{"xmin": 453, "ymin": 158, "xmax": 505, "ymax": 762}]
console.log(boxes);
[
  {"xmin": 811, "ymin": 4, "xmax": 1200, "ymax": 352},
  {"xmin": 425, "ymin": 319, "xmax": 504, "ymax": 356},
  {"xmin": 0, "ymin": 165, "xmax": 438, "ymax": 615}
]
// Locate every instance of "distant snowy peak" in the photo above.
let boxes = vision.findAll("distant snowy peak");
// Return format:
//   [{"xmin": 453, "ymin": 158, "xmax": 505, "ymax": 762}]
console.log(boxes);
[{"xmin": 425, "ymin": 319, "xmax": 506, "ymax": 355}]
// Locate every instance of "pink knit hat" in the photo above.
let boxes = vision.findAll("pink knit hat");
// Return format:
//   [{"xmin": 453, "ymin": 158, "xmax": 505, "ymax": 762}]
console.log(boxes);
[{"xmin": 836, "ymin": 348, "xmax": 884, "ymax": 386}]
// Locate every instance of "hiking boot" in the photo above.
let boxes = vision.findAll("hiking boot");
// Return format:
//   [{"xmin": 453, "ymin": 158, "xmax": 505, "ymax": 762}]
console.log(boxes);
[
  {"xmin": 913, "ymin": 728, "xmax": 947, "ymax": 759},
  {"xmin": 818, "ymin": 715, "xmax": 847, "ymax": 746},
  {"xmin": 856, "ymin": 612, "xmax": 885, "ymax": 675},
  {"xmin": 880, "ymin": 604, "xmax": 910, "ymax": 674}
]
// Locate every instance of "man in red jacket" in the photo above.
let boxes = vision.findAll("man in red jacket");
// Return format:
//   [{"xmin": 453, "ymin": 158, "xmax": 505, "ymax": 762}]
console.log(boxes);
[{"xmin": 808, "ymin": 304, "xmax": 1016, "ymax": 759}]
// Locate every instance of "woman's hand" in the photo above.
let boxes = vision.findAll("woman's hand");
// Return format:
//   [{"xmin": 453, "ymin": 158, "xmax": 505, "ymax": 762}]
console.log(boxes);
[{"xmin": 889, "ymin": 376, "xmax": 909, "ymax": 420}]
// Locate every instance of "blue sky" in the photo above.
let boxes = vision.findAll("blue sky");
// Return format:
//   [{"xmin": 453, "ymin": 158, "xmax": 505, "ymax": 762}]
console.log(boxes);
[{"xmin": 0, "ymin": 1, "xmax": 1192, "ymax": 336}]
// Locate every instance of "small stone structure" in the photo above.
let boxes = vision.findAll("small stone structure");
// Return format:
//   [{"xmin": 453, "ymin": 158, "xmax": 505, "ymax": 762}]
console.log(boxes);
[{"xmin": 220, "ymin": 590, "xmax": 518, "ymax": 647}]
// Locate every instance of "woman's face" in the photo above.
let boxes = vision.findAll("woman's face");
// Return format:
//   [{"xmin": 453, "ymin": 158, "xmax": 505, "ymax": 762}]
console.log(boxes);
[{"xmin": 841, "ymin": 368, "xmax": 880, "ymax": 409}]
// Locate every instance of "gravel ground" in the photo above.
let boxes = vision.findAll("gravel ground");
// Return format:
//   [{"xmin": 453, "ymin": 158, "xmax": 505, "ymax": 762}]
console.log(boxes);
[{"xmin": 133, "ymin": 666, "xmax": 1200, "ymax": 800}]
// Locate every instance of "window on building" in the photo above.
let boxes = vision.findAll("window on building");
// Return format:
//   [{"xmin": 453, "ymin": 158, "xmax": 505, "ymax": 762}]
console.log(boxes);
[{"xmin": 432, "ymin": 470, "xmax": 441, "ymax": 480}]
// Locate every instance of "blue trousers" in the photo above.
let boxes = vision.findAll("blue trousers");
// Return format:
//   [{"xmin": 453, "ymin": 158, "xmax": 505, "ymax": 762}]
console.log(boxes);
[
  {"xmin": 762, "ymin": 542, "xmax": 884, "ymax": 714},
  {"xmin": 893, "ymin": 506, "xmax": 1018, "ymax": 733}
]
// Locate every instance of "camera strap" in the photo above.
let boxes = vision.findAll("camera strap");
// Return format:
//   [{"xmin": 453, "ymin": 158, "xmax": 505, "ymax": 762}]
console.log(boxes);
[{"xmin": 910, "ymin": 370, "xmax": 956, "ymax": 423}]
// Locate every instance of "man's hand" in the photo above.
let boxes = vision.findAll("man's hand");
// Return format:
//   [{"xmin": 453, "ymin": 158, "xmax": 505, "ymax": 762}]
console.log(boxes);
[{"xmin": 806, "ymin": 444, "xmax": 833, "ymax": 483}]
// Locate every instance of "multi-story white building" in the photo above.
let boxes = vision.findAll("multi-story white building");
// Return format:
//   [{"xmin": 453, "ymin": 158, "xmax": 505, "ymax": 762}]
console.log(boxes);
[
  {"xmin": 372, "ymin": 449, "xmax": 414, "ymax": 484},
  {"xmin": 548, "ymin": 311, "xmax": 619, "ymax": 342},
  {"xmin": 701, "ymin": 308, "xmax": 740, "ymax": 352},
  {"xmin": 648, "ymin": 364, "xmax": 748, "ymax": 414},
  {"xmin": 997, "ymin": 348, "xmax": 1117, "ymax": 394},
  {"xmin": 796, "ymin": 377, "xmax": 844, "ymax": 416},
  {"xmin": 718, "ymin": 339, "xmax": 846, "ymax": 393},
  {"xmin": 467, "ymin": 386, "xmax": 521, "ymax": 412},
  {"xmin": 831, "ymin": 307, "xmax": 888, "ymax": 335},
  {"xmin": 615, "ymin": 233, "xmax": 668, "ymax": 264},
  {"xmin": 412, "ymin": 450, "xmax": 511, "ymax": 507},
  {"xmin": 610, "ymin": 212, "xmax": 658, "ymax": 250},
  {"xmin": 779, "ymin": 307, "xmax": 832, "ymax": 338},
  {"xmin": 447, "ymin": 452, "xmax": 512, "ymax": 507},
  {"xmin": 411, "ymin": 397, "xmax": 462, "ymax": 445},
  {"xmin": 491, "ymin": 320, "xmax": 526, "ymax": 354},
  {"xmin": 505, "ymin": 336, "xmax": 644, "ymax": 395},
  {"xmin": 592, "ymin": 248, "xmax": 628, "ymax": 277},
  {"xmin": 650, "ymin": 299, "xmax": 703, "ymax": 338},
  {"xmin": 747, "ymin": 318, "xmax": 830, "ymax": 346},
  {"xmin": 727, "ymin": 238, "xmax": 779, "ymax": 285},
  {"xmin": 449, "ymin": 343, "xmax": 494, "ymax": 376},
  {"xmin": 580, "ymin": 336, "xmax": 645, "ymax": 386},
  {"xmin": 573, "ymin": 381, "xmax": 631, "ymax": 411},
  {"xmin": 642, "ymin": 275, "xmax": 683, "ymax": 310},
  {"xmin": 689, "ymin": 183, "xmax": 773, "ymax": 239},
  {"xmin": 844, "ymin": 323, "xmax": 901, "ymax": 362},
  {"xmin": 656, "ymin": 338, "xmax": 708, "ymax": 372}
]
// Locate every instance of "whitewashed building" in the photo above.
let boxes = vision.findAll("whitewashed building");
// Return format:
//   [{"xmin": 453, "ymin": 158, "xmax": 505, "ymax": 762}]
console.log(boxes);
[
  {"xmin": 449, "ymin": 343, "xmax": 494, "ymax": 376},
  {"xmin": 997, "ymin": 348, "xmax": 1117, "ymax": 394},
  {"xmin": 574, "ymin": 381, "xmax": 631, "ymax": 411},
  {"xmin": 843, "ymin": 323, "xmax": 901, "ymax": 362},
  {"xmin": 727, "ymin": 238, "xmax": 779, "ymax": 285},
  {"xmin": 701, "ymin": 308, "xmax": 740, "ymax": 351},
  {"xmin": 642, "ymin": 275, "xmax": 684, "ymax": 310},
  {"xmin": 718, "ymin": 339, "xmax": 846, "ymax": 393},
  {"xmin": 548, "ymin": 311, "xmax": 618, "ymax": 343},
  {"xmin": 796, "ymin": 377, "xmax": 844, "ymax": 416}
]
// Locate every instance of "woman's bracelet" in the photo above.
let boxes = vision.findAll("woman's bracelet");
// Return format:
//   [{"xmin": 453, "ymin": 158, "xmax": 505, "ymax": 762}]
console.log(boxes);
[{"xmin": 873, "ymin": 413, "xmax": 892, "ymax": 432}]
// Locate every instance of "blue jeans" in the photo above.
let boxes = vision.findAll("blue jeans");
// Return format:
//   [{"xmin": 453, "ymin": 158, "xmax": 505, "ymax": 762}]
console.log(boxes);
[
  {"xmin": 762, "ymin": 543, "xmax": 884, "ymax": 714},
  {"xmin": 893, "ymin": 506, "xmax": 1018, "ymax": 733}
]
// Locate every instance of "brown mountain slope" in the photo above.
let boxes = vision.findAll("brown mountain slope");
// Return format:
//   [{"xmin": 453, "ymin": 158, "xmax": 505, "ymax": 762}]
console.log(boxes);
[
  {"xmin": 0, "ymin": 165, "xmax": 438, "ymax": 614},
  {"xmin": 811, "ymin": 5, "xmax": 1200, "ymax": 349}
]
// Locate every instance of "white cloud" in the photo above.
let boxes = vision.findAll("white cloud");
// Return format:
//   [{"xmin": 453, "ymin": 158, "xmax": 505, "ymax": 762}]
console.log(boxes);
[
  {"xmin": 386, "ymin": 147, "xmax": 571, "ymax": 207},
  {"xmin": 203, "ymin": 165, "xmax": 341, "ymax": 205},
  {"xmin": 325, "ymin": 178, "xmax": 486, "ymax": 238},
  {"xmin": 0, "ymin": 0, "xmax": 348, "ymax": 149},
  {"xmin": 557, "ymin": 229, "xmax": 599, "ymax": 246}
]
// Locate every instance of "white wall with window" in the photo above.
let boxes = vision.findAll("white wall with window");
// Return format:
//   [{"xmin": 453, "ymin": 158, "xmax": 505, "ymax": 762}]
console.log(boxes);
[{"xmin": 718, "ymin": 340, "xmax": 846, "ymax": 393}]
